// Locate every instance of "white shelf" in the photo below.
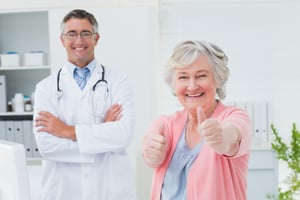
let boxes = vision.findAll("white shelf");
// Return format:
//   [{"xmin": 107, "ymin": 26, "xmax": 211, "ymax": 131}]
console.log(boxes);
[
  {"xmin": 27, "ymin": 158, "xmax": 42, "ymax": 165},
  {"xmin": 0, "ymin": 112, "xmax": 33, "ymax": 116},
  {"xmin": 0, "ymin": 66, "xmax": 50, "ymax": 70}
]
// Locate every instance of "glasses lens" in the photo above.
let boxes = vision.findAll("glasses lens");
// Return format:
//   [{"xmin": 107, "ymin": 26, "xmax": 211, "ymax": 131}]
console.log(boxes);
[
  {"xmin": 81, "ymin": 31, "xmax": 93, "ymax": 39},
  {"xmin": 65, "ymin": 32, "xmax": 77, "ymax": 40},
  {"xmin": 64, "ymin": 31, "xmax": 94, "ymax": 40}
]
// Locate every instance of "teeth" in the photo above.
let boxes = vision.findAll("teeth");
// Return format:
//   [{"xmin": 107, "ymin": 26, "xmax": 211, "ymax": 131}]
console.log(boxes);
[
  {"xmin": 75, "ymin": 47, "xmax": 85, "ymax": 50},
  {"xmin": 187, "ymin": 93, "xmax": 202, "ymax": 97}
]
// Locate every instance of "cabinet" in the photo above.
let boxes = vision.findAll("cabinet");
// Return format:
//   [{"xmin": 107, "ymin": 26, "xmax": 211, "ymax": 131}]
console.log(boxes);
[
  {"xmin": 0, "ymin": 11, "xmax": 51, "ymax": 158},
  {"xmin": 247, "ymin": 148, "xmax": 278, "ymax": 200}
]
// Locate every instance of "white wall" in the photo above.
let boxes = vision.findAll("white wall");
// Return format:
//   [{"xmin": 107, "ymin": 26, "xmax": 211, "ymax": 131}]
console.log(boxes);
[
  {"xmin": 0, "ymin": 0, "xmax": 157, "ymax": 11},
  {"xmin": 159, "ymin": 1, "xmax": 300, "ymax": 124}
]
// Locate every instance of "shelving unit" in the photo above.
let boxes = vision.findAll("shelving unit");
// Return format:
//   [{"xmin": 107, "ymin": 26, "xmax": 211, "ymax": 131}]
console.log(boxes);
[
  {"xmin": 0, "ymin": 67, "xmax": 50, "ymax": 109},
  {"xmin": 0, "ymin": 10, "xmax": 51, "ymax": 158},
  {"xmin": 0, "ymin": 112, "xmax": 33, "ymax": 121},
  {"xmin": 0, "ymin": 10, "xmax": 50, "ymax": 110}
]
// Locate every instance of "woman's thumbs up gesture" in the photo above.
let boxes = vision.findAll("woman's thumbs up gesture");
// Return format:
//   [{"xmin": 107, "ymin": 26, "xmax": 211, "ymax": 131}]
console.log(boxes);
[
  {"xmin": 197, "ymin": 106, "xmax": 241, "ymax": 156},
  {"xmin": 142, "ymin": 119, "xmax": 168, "ymax": 168}
]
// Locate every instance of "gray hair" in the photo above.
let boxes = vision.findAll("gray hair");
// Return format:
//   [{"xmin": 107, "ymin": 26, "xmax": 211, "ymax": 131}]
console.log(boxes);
[
  {"xmin": 164, "ymin": 40, "xmax": 229, "ymax": 100},
  {"xmin": 60, "ymin": 9, "xmax": 99, "ymax": 35}
]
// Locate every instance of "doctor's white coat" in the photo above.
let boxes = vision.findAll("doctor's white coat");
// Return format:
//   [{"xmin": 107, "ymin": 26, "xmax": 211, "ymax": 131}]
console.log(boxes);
[{"xmin": 33, "ymin": 63, "xmax": 136, "ymax": 200}]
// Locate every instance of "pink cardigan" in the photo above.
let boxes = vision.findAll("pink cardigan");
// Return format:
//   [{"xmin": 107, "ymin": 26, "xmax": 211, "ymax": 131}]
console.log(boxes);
[{"xmin": 147, "ymin": 102, "xmax": 252, "ymax": 200}]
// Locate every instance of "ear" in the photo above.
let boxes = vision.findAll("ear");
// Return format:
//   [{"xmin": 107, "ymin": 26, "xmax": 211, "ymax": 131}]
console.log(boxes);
[
  {"xmin": 60, "ymin": 35, "xmax": 66, "ymax": 48},
  {"xmin": 94, "ymin": 33, "xmax": 100, "ymax": 45}
]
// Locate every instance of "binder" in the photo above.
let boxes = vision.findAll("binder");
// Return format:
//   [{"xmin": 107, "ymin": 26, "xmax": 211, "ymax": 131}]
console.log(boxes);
[
  {"xmin": 28, "ymin": 120, "xmax": 40, "ymax": 157},
  {"xmin": 22, "ymin": 120, "xmax": 33, "ymax": 157},
  {"xmin": 0, "ymin": 120, "xmax": 6, "ymax": 140},
  {"xmin": 253, "ymin": 102, "xmax": 268, "ymax": 146},
  {"xmin": 0, "ymin": 75, "xmax": 7, "ymax": 112},
  {"xmin": 5, "ymin": 120, "xmax": 15, "ymax": 142},
  {"xmin": 14, "ymin": 120, "xmax": 24, "ymax": 145}
]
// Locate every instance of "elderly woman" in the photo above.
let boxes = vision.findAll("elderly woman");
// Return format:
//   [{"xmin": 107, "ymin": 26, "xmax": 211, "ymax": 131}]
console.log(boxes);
[{"xmin": 142, "ymin": 40, "xmax": 252, "ymax": 200}]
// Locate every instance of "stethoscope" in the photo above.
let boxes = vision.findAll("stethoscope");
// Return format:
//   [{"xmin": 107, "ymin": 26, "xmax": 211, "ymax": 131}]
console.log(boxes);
[
  {"xmin": 56, "ymin": 64, "xmax": 108, "ymax": 99},
  {"xmin": 56, "ymin": 64, "xmax": 110, "ymax": 119}
]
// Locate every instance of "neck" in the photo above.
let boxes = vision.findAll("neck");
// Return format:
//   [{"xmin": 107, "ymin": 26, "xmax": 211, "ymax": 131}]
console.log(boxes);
[
  {"xmin": 188, "ymin": 100, "xmax": 218, "ymax": 121},
  {"xmin": 69, "ymin": 57, "xmax": 95, "ymax": 68},
  {"xmin": 185, "ymin": 118, "xmax": 201, "ymax": 149}
]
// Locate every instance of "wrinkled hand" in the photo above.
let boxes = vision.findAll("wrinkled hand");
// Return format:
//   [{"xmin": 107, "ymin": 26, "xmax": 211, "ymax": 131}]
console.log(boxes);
[
  {"xmin": 104, "ymin": 104, "xmax": 123, "ymax": 122},
  {"xmin": 142, "ymin": 120, "xmax": 167, "ymax": 167},
  {"xmin": 35, "ymin": 111, "xmax": 75, "ymax": 140},
  {"xmin": 198, "ymin": 118, "xmax": 225, "ymax": 152},
  {"xmin": 197, "ymin": 106, "xmax": 225, "ymax": 154}
]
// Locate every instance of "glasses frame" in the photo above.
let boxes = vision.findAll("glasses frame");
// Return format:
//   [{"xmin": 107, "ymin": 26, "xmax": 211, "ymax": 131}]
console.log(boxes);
[{"xmin": 63, "ymin": 30, "xmax": 96, "ymax": 40}]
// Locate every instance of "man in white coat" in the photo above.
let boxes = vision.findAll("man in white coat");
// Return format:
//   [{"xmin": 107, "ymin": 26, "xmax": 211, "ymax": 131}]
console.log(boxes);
[{"xmin": 33, "ymin": 9, "xmax": 135, "ymax": 200}]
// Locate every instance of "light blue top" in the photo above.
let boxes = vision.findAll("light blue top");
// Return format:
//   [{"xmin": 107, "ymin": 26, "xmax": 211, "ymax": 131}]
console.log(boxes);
[{"xmin": 161, "ymin": 124, "xmax": 203, "ymax": 200}]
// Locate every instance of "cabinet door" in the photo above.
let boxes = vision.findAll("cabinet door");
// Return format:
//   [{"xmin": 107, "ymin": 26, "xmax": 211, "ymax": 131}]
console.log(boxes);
[{"xmin": 247, "ymin": 149, "xmax": 278, "ymax": 200}]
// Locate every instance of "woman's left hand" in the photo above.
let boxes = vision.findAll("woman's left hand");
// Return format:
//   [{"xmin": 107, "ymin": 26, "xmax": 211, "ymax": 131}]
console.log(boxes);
[
  {"xmin": 198, "ymin": 119, "xmax": 240, "ymax": 156},
  {"xmin": 198, "ymin": 119, "xmax": 225, "ymax": 153}
]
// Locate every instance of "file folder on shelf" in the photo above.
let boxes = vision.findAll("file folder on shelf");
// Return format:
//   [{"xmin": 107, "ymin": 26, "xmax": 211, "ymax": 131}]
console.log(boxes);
[
  {"xmin": 226, "ymin": 101, "xmax": 270, "ymax": 148},
  {"xmin": 0, "ymin": 75, "xmax": 7, "ymax": 112},
  {"xmin": 22, "ymin": 120, "xmax": 33, "ymax": 157},
  {"xmin": 253, "ymin": 102, "xmax": 269, "ymax": 147},
  {"xmin": 24, "ymin": 120, "xmax": 40, "ymax": 157},
  {"xmin": 32, "ymin": 126, "xmax": 41, "ymax": 157},
  {"xmin": 14, "ymin": 120, "xmax": 23, "ymax": 145},
  {"xmin": 0, "ymin": 120, "xmax": 6, "ymax": 140},
  {"xmin": 0, "ymin": 119, "xmax": 39, "ymax": 158},
  {"xmin": 5, "ymin": 120, "xmax": 15, "ymax": 142}
]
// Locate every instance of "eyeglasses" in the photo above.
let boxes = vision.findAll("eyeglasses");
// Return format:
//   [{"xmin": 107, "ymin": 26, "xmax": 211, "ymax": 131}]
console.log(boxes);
[{"xmin": 63, "ymin": 31, "xmax": 95, "ymax": 40}]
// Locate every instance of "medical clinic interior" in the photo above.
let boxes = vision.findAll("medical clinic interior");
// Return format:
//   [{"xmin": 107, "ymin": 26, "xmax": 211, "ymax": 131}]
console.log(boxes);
[{"xmin": 0, "ymin": 0, "xmax": 299, "ymax": 199}]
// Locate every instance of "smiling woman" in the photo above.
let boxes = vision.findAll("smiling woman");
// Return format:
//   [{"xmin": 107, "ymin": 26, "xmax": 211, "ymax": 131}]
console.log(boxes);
[
  {"xmin": 141, "ymin": 40, "xmax": 252, "ymax": 200},
  {"xmin": 172, "ymin": 53, "xmax": 218, "ymax": 118}
]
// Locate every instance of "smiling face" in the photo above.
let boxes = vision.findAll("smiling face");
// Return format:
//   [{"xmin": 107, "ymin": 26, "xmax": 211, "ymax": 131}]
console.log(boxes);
[
  {"xmin": 173, "ymin": 53, "xmax": 218, "ymax": 117},
  {"xmin": 61, "ymin": 18, "xmax": 100, "ymax": 67}
]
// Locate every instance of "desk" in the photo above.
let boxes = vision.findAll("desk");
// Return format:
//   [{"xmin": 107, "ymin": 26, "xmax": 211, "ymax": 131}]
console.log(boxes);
[{"xmin": 27, "ymin": 159, "xmax": 42, "ymax": 200}]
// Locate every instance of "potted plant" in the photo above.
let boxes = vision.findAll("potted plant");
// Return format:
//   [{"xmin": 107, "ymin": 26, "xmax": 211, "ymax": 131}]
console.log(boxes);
[{"xmin": 267, "ymin": 123, "xmax": 300, "ymax": 200}]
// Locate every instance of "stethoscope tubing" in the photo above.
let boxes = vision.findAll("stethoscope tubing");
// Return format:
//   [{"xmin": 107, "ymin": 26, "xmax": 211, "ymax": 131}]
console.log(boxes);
[{"xmin": 57, "ymin": 64, "xmax": 107, "ymax": 93}]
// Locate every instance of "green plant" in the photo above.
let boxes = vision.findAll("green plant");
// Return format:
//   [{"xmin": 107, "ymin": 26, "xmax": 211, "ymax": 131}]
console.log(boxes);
[{"xmin": 267, "ymin": 123, "xmax": 300, "ymax": 200}]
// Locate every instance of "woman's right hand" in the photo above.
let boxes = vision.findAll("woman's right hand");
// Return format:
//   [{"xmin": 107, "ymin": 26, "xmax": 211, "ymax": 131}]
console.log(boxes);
[{"xmin": 142, "ymin": 120, "xmax": 167, "ymax": 168}]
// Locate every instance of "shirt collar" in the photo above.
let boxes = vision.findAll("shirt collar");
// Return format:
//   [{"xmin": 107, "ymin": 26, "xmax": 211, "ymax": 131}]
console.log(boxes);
[{"xmin": 66, "ymin": 59, "xmax": 97, "ymax": 75}]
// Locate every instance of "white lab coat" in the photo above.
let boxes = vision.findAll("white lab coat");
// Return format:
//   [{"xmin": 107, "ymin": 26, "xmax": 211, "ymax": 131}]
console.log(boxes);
[{"xmin": 33, "ymin": 62, "xmax": 136, "ymax": 200}]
